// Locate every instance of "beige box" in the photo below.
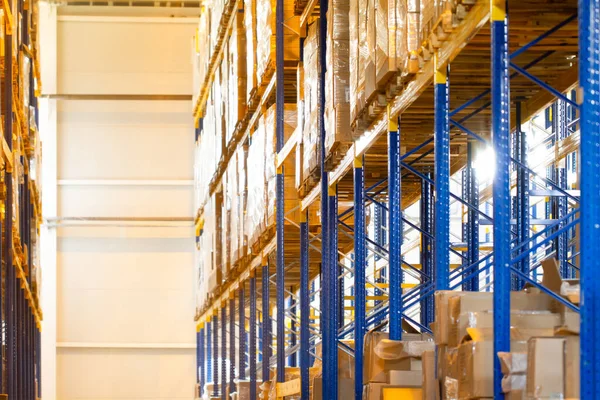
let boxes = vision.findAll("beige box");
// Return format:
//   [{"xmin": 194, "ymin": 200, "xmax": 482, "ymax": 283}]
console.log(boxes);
[
  {"xmin": 312, "ymin": 377, "xmax": 354, "ymax": 400},
  {"xmin": 422, "ymin": 350, "xmax": 439, "ymax": 400},
  {"xmin": 388, "ymin": 370, "xmax": 422, "ymax": 387},
  {"xmin": 526, "ymin": 337, "xmax": 565, "ymax": 399}
]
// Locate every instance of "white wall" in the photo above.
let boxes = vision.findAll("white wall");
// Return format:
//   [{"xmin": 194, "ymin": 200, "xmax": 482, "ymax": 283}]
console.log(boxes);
[{"xmin": 41, "ymin": 8, "xmax": 198, "ymax": 400}]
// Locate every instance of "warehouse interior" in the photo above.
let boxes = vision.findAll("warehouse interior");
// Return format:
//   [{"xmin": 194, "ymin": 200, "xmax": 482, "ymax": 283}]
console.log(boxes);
[{"xmin": 1, "ymin": 0, "xmax": 597, "ymax": 398}]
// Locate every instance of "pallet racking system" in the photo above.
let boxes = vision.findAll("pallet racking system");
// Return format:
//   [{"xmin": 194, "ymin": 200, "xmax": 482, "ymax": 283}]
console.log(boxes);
[
  {"xmin": 194, "ymin": 0, "xmax": 594, "ymax": 398},
  {"xmin": 0, "ymin": 0, "xmax": 43, "ymax": 398}
]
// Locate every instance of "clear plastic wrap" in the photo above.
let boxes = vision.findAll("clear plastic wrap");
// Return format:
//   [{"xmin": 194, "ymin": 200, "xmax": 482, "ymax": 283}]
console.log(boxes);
[
  {"xmin": 255, "ymin": 0, "xmax": 273, "ymax": 82},
  {"xmin": 373, "ymin": 338, "xmax": 435, "ymax": 360},
  {"xmin": 238, "ymin": 146, "xmax": 248, "ymax": 258},
  {"xmin": 349, "ymin": 0, "xmax": 359, "ymax": 120},
  {"xmin": 245, "ymin": 121, "xmax": 267, "ymax": 246},
  {"xmin": 302, "ymin": 21, "xmax": 320, "ymax": 181},
  {"xmin": 245, "ymin": 0, "xmax": 258, "ymax": 100},
  {"xmin": 560, "ymin": 281, "xmax": 580, "ymax": 303}
]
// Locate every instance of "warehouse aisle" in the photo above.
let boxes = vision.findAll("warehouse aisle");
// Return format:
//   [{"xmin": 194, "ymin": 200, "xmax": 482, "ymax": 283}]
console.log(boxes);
[{"xmin": 38, "ymin": 4, "xmax": 198, "ymax": 399}]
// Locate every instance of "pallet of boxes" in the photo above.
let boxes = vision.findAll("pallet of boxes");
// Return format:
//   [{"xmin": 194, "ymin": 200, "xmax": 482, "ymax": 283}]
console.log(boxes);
[
  {"xmin": 433, "ymin": 257, "xmax": 579, "ymax": 400},
  {"xmin": 362, "ymin": 329, "xmax": 436, "ymax": 399}
]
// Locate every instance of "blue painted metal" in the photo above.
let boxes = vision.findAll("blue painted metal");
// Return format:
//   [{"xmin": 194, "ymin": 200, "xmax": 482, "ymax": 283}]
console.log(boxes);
[
  {"xmin": 462, "ymin": 141, "xmax": 480, "ymax": 291},
  {"xmin": 354, "ymin": 158, "xmax": 366, "ymax": 400},
  {"xmin": 491, "ymin": 2, "xmax": 511, "ymax": 397},
  {"xmin": 434, "ymin": 63, "xmax": 450, "ymax": 293},
  {"xmin": 299, "ymin": 217, "xmax": 310, "ymax": 400},
  {"xmin": 514, "ymin": 101, "xmax": 529, "ymax": 290},
  {"xmin": 579, "ymin": 0, "xmax": 600, "ymax": 389},
  {"xmin": 420, "ymin": 173, "xmax": 434, "ymax": 327},
  {"xmin": 207, "ymin": 321, "xmax": 212, "ymax": 385},
  {"xmin": 222, "ymin": 306, "xmax": 227, "ymax": 400},
  {"xmin": 262, "ymin": 264, "xmax": 271, "ymax": 383},
  {"xmin": 388, "ymin": 113, "xmax": 403, "ymax": 340},
  {"xmin": 250, "ymin": 277, "xmax": 257, "ymax": 400},
  {"xmin": 327, "ymin": 188, "xmax": 339, "ymax": 397},
  {"xmin": 239, "ymin": 287, "xmax": 246, "ymax": 381},
  {"xmin": 198, "ymin": 328, "xmax": 204, "ymax": 396},
  {"xmin": 289, "ymin": 291, "xmax": 297, "ymax": 367},
  {"xmin": 230, "ymin": 297, "xmax": 236, "ymax": 395},
  {"xmin": 555, "ymin": 100, "xmax": 570, "ymax": 278},
  {"xmin": 213, "ymin": 313, "xmax": 220, "ymax": 397},
  {"xmin": 510, "ymin": 62, "xmax": 578, "ymax": 108}
]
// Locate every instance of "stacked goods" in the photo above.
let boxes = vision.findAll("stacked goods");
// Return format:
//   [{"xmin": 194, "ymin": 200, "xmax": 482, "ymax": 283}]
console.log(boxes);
[
  {"xmin": 246, "ymin": 104, "xmax": 298, "ymax": 252},
  {"xmin": 255, "ymin": 0, "xmax": 300, "ymax": 88},
  {"xmin": 300, "ymin": 21, "xmax": 319, "ymax": 191},
  {"xmin": 226, "ymin": 11, "xmax": 247, "ymax": 141},
  {"xmin": 324, "ymin": 0, "xmax": 354, "ymax": 161},
  {"xmin": 311, "ymin": 340, "xmax": 356, "ymax": 399},
  {"xmin": 363, "ymin": 330, "xmax": 434, "ymax": 399},
  {"xmin": 432, "ymin": 264, "xmax": 581, "ymax": 400},
  {"xmin": 244, "ymin": 0, "xmax": 258, "ymax": 101}
]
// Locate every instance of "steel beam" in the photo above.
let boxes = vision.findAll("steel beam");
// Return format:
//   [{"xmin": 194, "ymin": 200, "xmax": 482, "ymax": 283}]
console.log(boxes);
[
  {"xmin": 354, "ymin": 157, "xmax": 366, "ymax": 400},
  {"xmin": 230, "ymin": 297, "xmax": 236, "ymax": 395},
  {"xmin": 434, "ymin": 56, "xmax": 450, "ymax": 293},
  {"xmin": 491, "ymin": 1, "xmax": 511, "ymax": 398},
  {"xmin": 239, "ymin": 287, "xmax": 246, "ymax": 382},
  {"xmin": 199, "ymin": 326, "xmax": 205, "ymax": 397},
  {"xmin": 326, "ymin": 187, "xmax": 339, "ymax": 397},
  {"xmin": 207, "ymin": 320, "xmax": 212, "ymax": 386},
  {"xmin": 262, "ymin": 264, "xmax": 271, "ymax": 383},
  {"xmin": 299, "ymin": 216, "xmax": 310, "ymax": 400},
  {"xmin": 222, "ymin": 306, "xmax": 227, "ymax": 400},
  {"xmin": 579, "ymin": 0, "xmax": 600, "ymax": 395},
  {"xmin": 213, "ymin": 313, "xmax": 220, "ymax": 397},
  {"xmin": 514, "ymin": 102, "xmax": 529, "ymax": 289},
  {"xmin": 420, "ymin": 173, "xmax": 434, "ymax": 327},
  {"xmin": 250, "ymin": 277, "xmax": 257, "ymax": 400}
]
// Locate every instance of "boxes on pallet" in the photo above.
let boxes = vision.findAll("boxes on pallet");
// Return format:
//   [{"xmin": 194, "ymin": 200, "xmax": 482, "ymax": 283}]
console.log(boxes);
[
  {"xmin": 421, "ymin": 350, "xmax": 439, "ymax": 400},
  {"xmin": 312, "ymin": 377, "xmax": 354, "ymax": 400},
  {"xmin": 526, "ymin": 335, "xmax": 579, "ymax": 400},
  {"xmin": 313, "ymin": 340, "xmax": 356, "ymax": 380},
  {"xmin": 498, "ymin": 351, "xmax": 527, "ymax": 398},
  {"xmin": 302, "ymin": 21, "xmax": 320, "ymax": 188},
  {"xmin": 255, "ymin": 0, "xmax": 300, "ymax": 86},
  {"xmin": 226, "ymin": 10, "xmax": 247, "ymax": 141},
  {"xmin": 363, "ymin": 329, "xmax": 432, "ymax": 384},
  {"xmin": 244, "ymin": 0, "xmax": 257, "ymax": 101}
]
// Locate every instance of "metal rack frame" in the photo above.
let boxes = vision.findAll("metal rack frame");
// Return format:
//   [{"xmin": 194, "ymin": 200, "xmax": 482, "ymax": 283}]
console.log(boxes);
[{"xmin": 195, "ymin": 0, "xmax": 597, "ymax": 398}]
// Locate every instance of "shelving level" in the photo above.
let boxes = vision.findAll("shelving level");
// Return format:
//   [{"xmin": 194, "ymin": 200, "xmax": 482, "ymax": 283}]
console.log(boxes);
[
  {"xmin": 0, "ymin": 0, "xmax": 44, "ymax": 398},
  {"xmin": 193, "ymin": 0, "xmax": 593, "ymax": 398}
]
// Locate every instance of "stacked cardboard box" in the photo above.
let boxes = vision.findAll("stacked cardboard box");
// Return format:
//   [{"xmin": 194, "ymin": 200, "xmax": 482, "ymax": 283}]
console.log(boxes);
[
  {"xmin": 255, "ymin": 0, "xmax": 300, "ymax": 87},
  {"xmin": 432, "ymin": 282, "xmax": 582, "ymax": 400},
  {"xmin": 301, "ymin": 21, "xmax": 320, "ymax": 189},
  {"xmin": 362, "ymin": 330, "xmax": 433, "ymax": 399}
]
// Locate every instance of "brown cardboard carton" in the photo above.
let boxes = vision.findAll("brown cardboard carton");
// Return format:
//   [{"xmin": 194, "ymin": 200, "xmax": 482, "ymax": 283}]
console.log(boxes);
[
  {"xmin": 434, "ymin": 291, "xmax": 460, "ymax": 345},
  {"xmin": 565, "ymin": 335, "xmax": 580, "ymax": 399},
  {"xmin": 455, "ymin": 311, "xmax": 560, "ymax": 344},
  {"xmin": 312, "ymin": 377, "xmax": 354, "ymax": 400},
  {"xmin": 388, "ymin": 370, "xmax": 422, "ymax": 387},
  {"xmin": 364, "ymin": 330, "xmax": 431, "ymax": 383},
  {"xmin": 526, "ymin": 337, "xmax": 565, "ymax": 399},
  {"xmin": 313, "ymin": 340, "xmax": 355, "ymax": 379},
  {"xmin": 457, "ymin": 341, "xmax": 493, "ymax": 399},
  {"xmin": 422, "ymin": 350, "xmax": 439, "ymax": 400}
]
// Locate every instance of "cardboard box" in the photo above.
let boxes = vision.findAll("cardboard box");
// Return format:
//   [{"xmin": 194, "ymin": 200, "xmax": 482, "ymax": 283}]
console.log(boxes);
[
  {"xmin": 364, "ymin": 330, "xmax": 432, "ymax": 383},
  {"xmin": 565, "ymin": 335, "xmax": 580, "ymax": 399},
  {"xmin": 388, "ymin": 370, "xmax": 422, "ymax": 387},
  {"xmin": 454, "ymin": 310, "xmax": 560, "ymax": 345},
  {"xmin": 526, "ymin": 337, "xmax": 565, "ymax": 399},
  {"xmin": 313, "ymin": 340, "xmax": 355, "ymax": 379},
  {"xmin": 422, "ymin": 350, "xmax": 439, "ymax": 400},
  {"xmin": 312, "ymin": 377, "xmax": 354, "ymax": 400}
]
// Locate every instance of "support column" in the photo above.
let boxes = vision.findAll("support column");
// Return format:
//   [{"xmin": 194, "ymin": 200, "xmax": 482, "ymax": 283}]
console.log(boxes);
[
  {"xmin": 299, "ymin": 213, "xmax": 310, "ymax": 400},
  {"xmin": 221, "ymin": 306, "xmax": 227, "ymax": 400},
  {"xmin": 420, "ymin": 173, "xmax": 434, "ymax": 326},
  {"xmin": 515, "ymin": 102, "xmax": 529, "ymax": 289},
  {"xmin": 199, "ymin": 324, "xmax": 205, "ymax": 398},
  {"xmin": 230, "ymin": 297, "xmax": 236, "ymax": 395},
  {"xmin": 239, "ymin": 286, "xmax": 246, "ymax": 382},
  {"xmin": 579, "ymin": 0, "xmax": 600, "ymax": 395},
  {"xmin": 249, "ymin": 277, "xmax": 257, "ymax": 400},
  {"xmin": 491, "ymin": 0, "xmax": 511, "ymax": 397},
  {"xmin": 262, "ymin": 264, "xmax": 271, "ymax": 383},
  {"xmin": 466, "ymin": 141, "xmax": 480, "ymax": 290},
  {"xmin": 353, "ymin": 157, "xmax": 366, "ymax": 400},
  {"xmin": 555, "ymin": 100, "xmax": 569, "ymax": 277},
  {"xmin": 434, "ymin": 54, "xmax": 450, "ymax": 293},
  {"xmin": 388, "ymin": 108, "xmax": 402, "ymax": 340},
  {"xmin": 213, "ymin": 312, "xmax": 219, "ymax": 398},
  {"xmin": 326, "ymin": 186, "xmax": 339, "ymax": 397},
  {"xmin": 207, "ymin": 320, "xmax": 212, "ymax": 386}
]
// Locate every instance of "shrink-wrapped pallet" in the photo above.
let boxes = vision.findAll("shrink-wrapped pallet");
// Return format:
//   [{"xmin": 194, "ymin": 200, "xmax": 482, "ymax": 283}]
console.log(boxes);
[
  {"xmin": 324, "ymin": 0, "xmax": 353, "ymax": 157},
  {"xmin": 245, "ymin": 119, "xmax": 267, "ymax": 248},
  {"xmin": 302, "ymin": 21, "xmax": 320, "ymax": 187},
  {"xmin": 244, "ymin": 0, "xmax": 258, "ymax": 101},
  {"xmin": 227, "ymin": 11, "xmax": 247, "ymax": 140},
  {"xmin": 255, "ymin": 0, "xmax": 300, "ymax": 87},
  {"xmin": 237, "ymin": 146, "xmax": 248, "ymax": 261}
]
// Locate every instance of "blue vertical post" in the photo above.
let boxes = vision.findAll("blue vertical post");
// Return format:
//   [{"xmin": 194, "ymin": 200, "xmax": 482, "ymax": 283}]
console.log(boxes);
[
  {"xmin": 239, "ymin": 287, "xmax": 247, "ymax": 382},
  {"xmin": 420, "ymin": 174, "xmax": 434, "ymax": 327},
  {"xmin": 230, "ymin": 297, "xmax": 236, "ymax": 395},
  {"xmin": 388, "ymin": 108, "xmax": 403, "ymax": 340},
  {"xmin": 579, "ymin": 0, "xmax": 600, "ymax": 395},
  {"xmin": 249, "ymin": 277, "xmax": 257, "ymax": 400},
  {"xmin": 514, "ymin": 101, "xmax": 530, "ymax": 289},
  {"xmin": 319, "ymin": 0, "xmax": 330, "ymax": 393},
  {"xmin": 327, "ymin": 185, "xmax": 339, "ymax": 397},
  {"xmin": 374, "ymin": 205, "xmax": 385, "ymax": 326},
  {"xmin": 491, "ymin": 0, "xmax": 511, "ymax": 397},
  {"xmin": 434, "ymin": 55, "xmax": 450, "ymax": 292},
  {"xmin": 198, "ymin": 324, "xmax": 204, "ymax": 397},
  {"xmin": 207, "ymin": 320, "xmax": 213, "ymax": 385},
  {"xmin": 262, "ymin": 264, "xmax": 271, "ymax": 383},
  {"xmin": 213, "ymin": 312, "xmax": 219, "ymax": 398},
  {"xmin": 354, "ymin": 157, "xmax": 366, "ymax": 400},
  {"xmin": 467, "ymin": 141, "xmax": 480, "ymax": 290},
  {"xmin": 555, "ymin": 100, "xmax": 569, "ymax": 277},
  {"xmin": 275, "ymin": 0, "xmax": 285, "ymax": 376},
  {"xmin": 299, "ymin": 213, "xmax": 310, "ymax": 400},
  {"xmin": 221, "ymin": 306, "xmax": 227, "ymax": 400}
]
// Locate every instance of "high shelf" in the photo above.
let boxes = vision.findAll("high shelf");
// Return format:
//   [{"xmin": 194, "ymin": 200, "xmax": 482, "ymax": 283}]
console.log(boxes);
[
  {"xmin": 193, "ymin": 0, "xmax": 592, "ymax": 398},
  {"xmin": 0, "ymin": 0, "xmax": 43, "ymax": 398}
]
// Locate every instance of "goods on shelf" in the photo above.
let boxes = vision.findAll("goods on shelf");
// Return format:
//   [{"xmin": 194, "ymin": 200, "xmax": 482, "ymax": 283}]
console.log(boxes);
[{"xmin": 300, "ymin": 21, "xmax": 319, "ymax": 192}]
